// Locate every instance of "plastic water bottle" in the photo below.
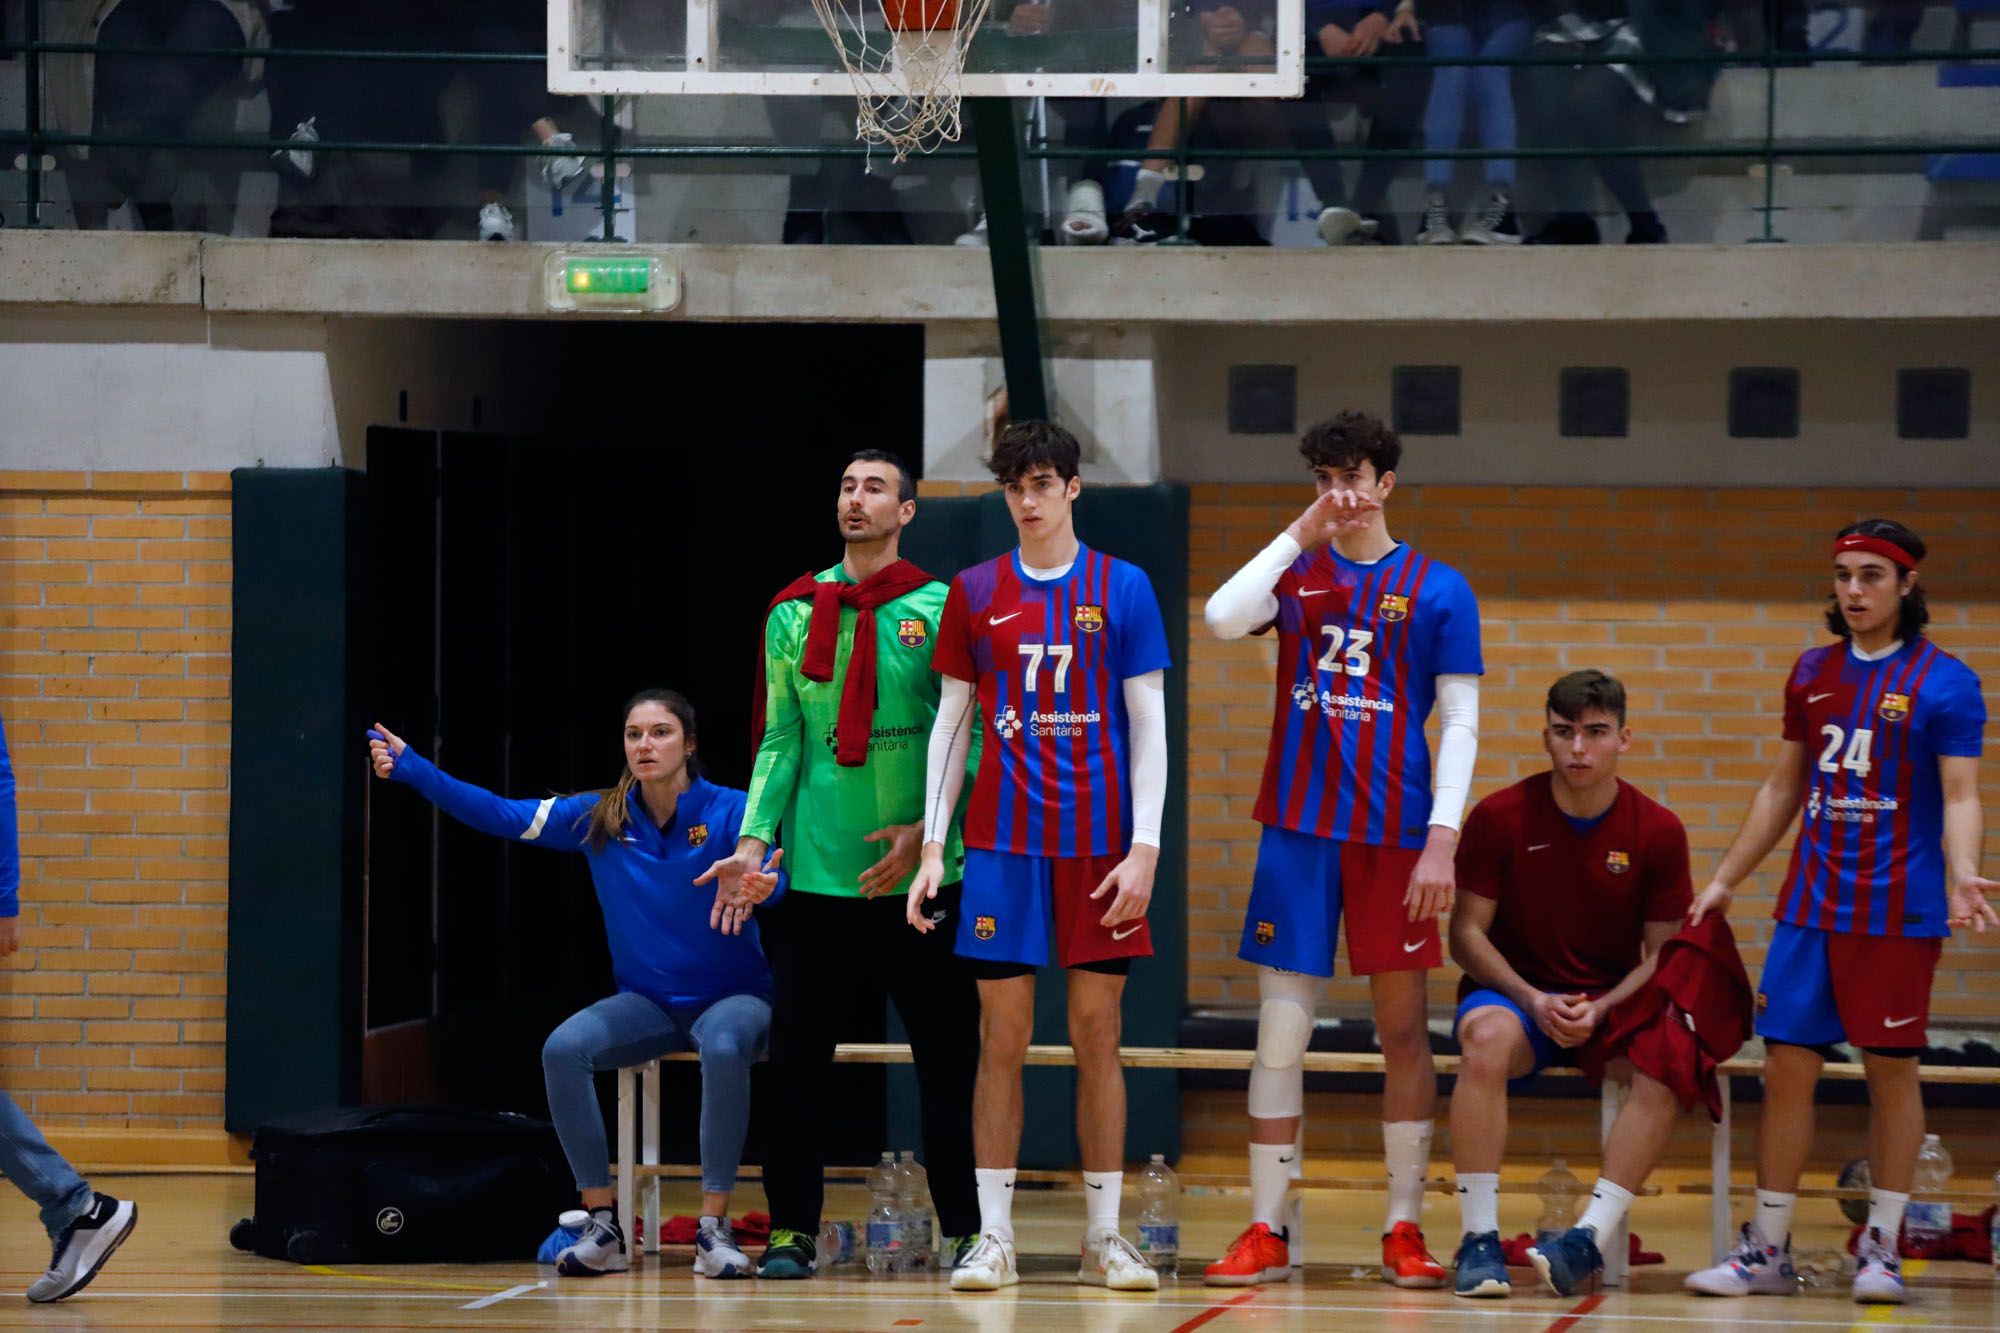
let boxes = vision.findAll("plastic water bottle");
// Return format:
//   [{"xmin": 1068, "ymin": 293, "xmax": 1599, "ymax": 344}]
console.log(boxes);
[
  {"xmin": 865, "ymin": 1151, "xmax": 904, "ymax": 1275},
  {"xmin": 1137, "ymin": 1153, "xmax": 1181, "ymax": 1278},
  {"xmin": 816, "ymin": 1219, "xmax": 856, "ymax": 1267},
  {"xmin": 895, "ymin": 1151, "xmax": 931, "ymax": 1273},
  {"xmin": 1535, "ymin": 1159, "xmax": 1584, "ymax": 1245},
  {"xmin": 1905, "ymin": 1134, "xmax": 1953, "ymax": 1249}
]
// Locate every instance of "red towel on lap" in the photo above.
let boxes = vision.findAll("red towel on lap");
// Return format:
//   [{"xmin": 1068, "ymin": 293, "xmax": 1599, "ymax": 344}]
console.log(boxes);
[{"xmin": 1599, "ymin": 914, "xmax": 1754, "ymax": 1121}]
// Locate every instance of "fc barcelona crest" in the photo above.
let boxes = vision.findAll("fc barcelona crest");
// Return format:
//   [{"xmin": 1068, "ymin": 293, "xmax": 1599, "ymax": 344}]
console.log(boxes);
[
  {"xmin": 898, "ymin": 618, "xmax": 928, "ymax": 649},
  {"xmin": 1254, "ymin": 920, "xmax": 1276, "ymax": 946},
  {"xmin": 1074, "ymin": 604, "xmax": 1106, "ymax": 633},
  {"xmin": 974, "ymin": 915, "xmax": 998, "ymax": 941},
  {"xmin": 1378, "ymin": 593, "xmax": 1410, "ymax": 622},
  {"xmin": 1878, "ymin": 692, "xmax": 1910, "ymax": 723},
  {"xmin": 1605, "ymin": 849, "xmax": 1630, "ymax": 875},
  {"xmin": 688, "ymin": 823, "xmax": 709, "ymax": 848}
]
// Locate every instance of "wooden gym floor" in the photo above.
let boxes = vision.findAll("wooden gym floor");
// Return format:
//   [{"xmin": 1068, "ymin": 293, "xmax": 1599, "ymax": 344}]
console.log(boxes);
[{"xmin": 1, "ymin": 1171, "xmax": 1996, "ymax": 1330}]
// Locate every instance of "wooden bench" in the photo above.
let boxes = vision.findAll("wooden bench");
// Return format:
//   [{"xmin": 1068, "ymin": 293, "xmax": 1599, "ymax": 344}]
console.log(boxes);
[{"xmin": 616, "ymin": 1045, "xmax": 1997, "ymax": 1284}]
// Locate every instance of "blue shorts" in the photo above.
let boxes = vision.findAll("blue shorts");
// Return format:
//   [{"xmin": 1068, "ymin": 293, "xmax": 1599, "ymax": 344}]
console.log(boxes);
[
  {"xmin": 957, "ymin": 848, "xmax": 1152, "ymax": 970},
  {"xmin": 1453, "ymin": 989, "xmax": 1567, "ymax": 1079},
  {"xmin": 1238, "ymin": 824, "xmax": 1438, "ymax": 977},
  {"xmin": 1756, "ymin": 921, "xmax": 1941, "ymax": 1050}
]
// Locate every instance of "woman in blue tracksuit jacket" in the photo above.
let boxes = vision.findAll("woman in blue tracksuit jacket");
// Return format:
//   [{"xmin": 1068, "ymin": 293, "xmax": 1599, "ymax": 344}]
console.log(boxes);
[{"xmin": 368, "ymin": 687, "xmax": 781, "ymax": 1280}]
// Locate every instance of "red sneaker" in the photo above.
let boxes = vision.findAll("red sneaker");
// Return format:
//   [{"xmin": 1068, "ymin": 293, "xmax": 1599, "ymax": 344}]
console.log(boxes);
[
  {"xmin": 1203, "ymin": 1222, "xmax": 1292, "ymax": 1287},
  {"xmin": 1381, "ymin": 1220, "xmax": 1447, "ymax": 1288}
]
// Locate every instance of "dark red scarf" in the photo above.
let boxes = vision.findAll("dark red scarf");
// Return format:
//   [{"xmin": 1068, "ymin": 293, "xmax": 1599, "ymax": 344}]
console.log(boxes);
[{"xmin": 751, "ymin": 559, "xmax": 936, "ymax": 768}]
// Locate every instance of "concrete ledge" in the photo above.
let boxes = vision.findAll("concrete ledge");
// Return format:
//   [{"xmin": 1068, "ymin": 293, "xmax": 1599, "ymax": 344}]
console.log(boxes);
[
  {"xmin": 9, "ymin": 232, "xmax": 1999, "ymax": 324},
  {"xmin": 0, "ymin": 230, "xmax": 203, "ymax": 307}
]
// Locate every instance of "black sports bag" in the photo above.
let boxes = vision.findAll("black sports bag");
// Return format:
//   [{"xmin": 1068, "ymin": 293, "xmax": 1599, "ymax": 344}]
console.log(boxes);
[{"xmin": 230, "ymin": 1105, "xmax": 574, "ymax": 1264}]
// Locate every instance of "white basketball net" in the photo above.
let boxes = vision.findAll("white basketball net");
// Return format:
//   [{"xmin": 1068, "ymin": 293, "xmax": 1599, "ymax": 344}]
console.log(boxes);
[{"xmin": 808, "ymin": 0, "xmax": 994, "ymax": 161}]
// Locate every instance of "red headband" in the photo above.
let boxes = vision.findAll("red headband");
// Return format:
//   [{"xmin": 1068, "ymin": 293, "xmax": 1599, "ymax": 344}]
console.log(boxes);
[{"xmin": 1833, "ymin": 534, "xmax": 1919, "ymax": 572}]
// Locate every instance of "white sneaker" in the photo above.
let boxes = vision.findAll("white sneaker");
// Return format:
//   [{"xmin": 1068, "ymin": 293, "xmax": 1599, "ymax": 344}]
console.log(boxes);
[
  {"xmin": 693, "ymin": 1217, "xmax": 752, "ymax": 1279},
  {"xmin": 542, "ymin": 131, "xmax": 587, "ymax": 193},
  {"xmin": 1851, "ymin": 1227, "xmax": 1906, "ymax": 1304},
  {"xmin": 271, "ymin": 117, "xmax": 319, "ymax": 183},
  {"xmin": 1079, "ymin": 1231, "xmax": 1159, "ymax": 1291},
  {"xmin": 1459, "ymin": 187, "xmax": 1521, "ymax": 245},
  {"xmin": 1417, "ymin": 192, "xmax": 1456, "ymax": 245},
  {"xmin": 555, "ymin": 1210, "xmax": 629, "ymax": 1276},
  {"xmin": 1314, "ymin": 205, "xmax": 1379, "ymax": 246},
  {"xmin": 1060, "ymin": 180, "xmax": 1109, "ymax": 245},
  {"xmin": 955, "ymin": 215, "xmax": 989, "ymax": 248},
  {"xmin": 950, "ymin": 1232, "xmax": 1019, "ymax": 1291},
  {"xmin": 1684, "ymin": 1223, "xmax": 1797, "ymax": 1297},
  {"xmin": 27, "ymin": 1194, "xmax": 136, "ymax": 1303},
  {"xmin": 478, "ymin": 202, "xmax": 517, "ymax": 242}
]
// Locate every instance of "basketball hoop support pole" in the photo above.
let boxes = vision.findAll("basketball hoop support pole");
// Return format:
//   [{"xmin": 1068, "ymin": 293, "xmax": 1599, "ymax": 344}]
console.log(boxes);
[{"xmin": 967, "ymin": 98, "xmax": 1051, "ymax": 422}]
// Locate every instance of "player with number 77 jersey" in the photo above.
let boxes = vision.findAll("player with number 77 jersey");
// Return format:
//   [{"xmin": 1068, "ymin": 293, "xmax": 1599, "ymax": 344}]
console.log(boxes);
[{"xmin": 1200, "ymin": 412, "xmax": 1482, "ymax": 1290}]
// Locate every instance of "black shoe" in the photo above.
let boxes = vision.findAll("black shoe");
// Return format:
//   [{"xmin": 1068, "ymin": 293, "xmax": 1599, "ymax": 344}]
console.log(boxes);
[
  {"xmin": 28, "ymin": 1193, "xmax": 136, "ymax": 1303},
  {"xmin": 1529, "ymin": 212, "xmax": 1602, "ymax": 245}
]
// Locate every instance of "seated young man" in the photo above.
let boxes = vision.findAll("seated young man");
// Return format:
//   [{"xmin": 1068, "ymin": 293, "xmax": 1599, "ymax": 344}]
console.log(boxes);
[{"xmin": 1446, "ymin": 670, "xmax": 1692, "ymax": 1298}]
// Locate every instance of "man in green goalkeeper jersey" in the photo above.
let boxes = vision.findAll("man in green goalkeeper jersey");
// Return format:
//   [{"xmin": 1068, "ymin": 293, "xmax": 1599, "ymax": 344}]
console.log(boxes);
[{"xmin": 700, "ymin": 450, "xmax": 979, "ymax": 1278}]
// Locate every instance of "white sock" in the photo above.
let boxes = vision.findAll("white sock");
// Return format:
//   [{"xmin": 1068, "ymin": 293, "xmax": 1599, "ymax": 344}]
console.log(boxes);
[
  {"xmin": 1383, "ymin": 1120, "xmax": 1434, "ymax": 1229},
  {"xmin": 1577, "ymin": 1179, "xmax": 1635, "ymax": 1239},
  {"xmin": 1249, "ymin": 1142, "xmax": 1293, "ymax": 1231},
  {"xmin": 1083, "ymin": 1170, "xmax": 1122, "ymax": 1241},
  {"xmin": 976, "ymin": 1168, "xmax": 1017, "ymax": 1244},
  {"xmin": 1752, "ymin": 1189, "xmax": 1795, "ymax": 1246},
  {"xmin": 1127, "ymin": 167, "xmax": 1168, "ymax": 210},
  {"xmin": 699, "ymin": 1214, "xmax": 723, "ymax": 1229},
  {"xmin": 1455, "ymin": 1173, "xmax": 1499, "ymax": 1237},
  {"xmin": 1865, "ymin": 1188, "xmax": 1908, "ymax": 1240}
]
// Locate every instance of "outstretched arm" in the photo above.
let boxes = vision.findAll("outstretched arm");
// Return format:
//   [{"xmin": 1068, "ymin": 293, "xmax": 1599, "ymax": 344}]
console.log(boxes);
[{"xmin": 367, "ymin": 723, "xmax": 589, "ymax": 852}]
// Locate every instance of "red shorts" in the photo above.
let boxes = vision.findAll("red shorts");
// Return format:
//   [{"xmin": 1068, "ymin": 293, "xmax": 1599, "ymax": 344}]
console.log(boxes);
[
  {"xmin": 1757, "ymin": 922, "xmax": 1942, "ymax": 1050},
  {"xmin": 959, "ymin": 848, "xmax": 1153, "ymax": 970}
]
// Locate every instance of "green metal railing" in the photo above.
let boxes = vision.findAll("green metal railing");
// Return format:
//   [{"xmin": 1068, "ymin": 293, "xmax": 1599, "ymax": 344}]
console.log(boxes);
[{"xmin": 4, "ymin": 1, "xmax": 1997, "ymax": 245}]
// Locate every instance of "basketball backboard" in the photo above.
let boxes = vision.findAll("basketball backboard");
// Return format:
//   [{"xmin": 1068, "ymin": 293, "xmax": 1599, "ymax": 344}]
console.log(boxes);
[{"xmin": 546, "ymin": 0, "xmax": 1304, "ymax": 99}]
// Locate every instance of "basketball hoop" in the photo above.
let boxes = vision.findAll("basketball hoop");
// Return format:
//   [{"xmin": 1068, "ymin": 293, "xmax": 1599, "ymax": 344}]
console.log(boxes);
[{"xmin": 809, "ymin": 0, "xmax": 994, "ymax": 161}]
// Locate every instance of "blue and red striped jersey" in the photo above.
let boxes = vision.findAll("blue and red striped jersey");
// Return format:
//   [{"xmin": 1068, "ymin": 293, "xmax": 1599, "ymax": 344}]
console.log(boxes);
[
  {"xmin": 1252, "ymin": 542, "xmax": 1482, "ymax": 848},
  {"xmin": 1776, "ymin": 638, "xmax": 1985, "ymax": 937},
  {"xmin": 934, "ymin": 546, "xmax": 1172, "ymax": 858}
]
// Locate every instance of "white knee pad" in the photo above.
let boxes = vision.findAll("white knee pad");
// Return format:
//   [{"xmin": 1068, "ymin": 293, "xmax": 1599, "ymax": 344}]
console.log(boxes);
[{"xmin": 1248, "ymin": 971, "xmax": 1318, "ymax": 1121}]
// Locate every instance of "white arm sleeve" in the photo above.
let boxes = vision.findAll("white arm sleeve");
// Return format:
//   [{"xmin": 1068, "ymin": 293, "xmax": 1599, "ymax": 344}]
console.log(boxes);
[
  {"xmin": 1203, "ymin": 532, "xmax": 1301, "ymax": 640},
  {"xmin": 923, "ymin": 676, "xmax": 976, "ymax": 847},
  {"xmin": 1429, "ymin": 673, "xmax": 1481, "ymax": 833},
  {"xmin": 1124, "ymin": 670, "xmax": 1168, "ymax": 849}
]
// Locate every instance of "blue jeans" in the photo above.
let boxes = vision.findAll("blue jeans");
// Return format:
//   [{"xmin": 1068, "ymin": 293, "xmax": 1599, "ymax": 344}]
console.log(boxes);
[
  {"xmin": 1422, "ymin": 18, "xmax": 1533, "ymax": 190},
  {"xmin": 0, "ymin": 1089, "xmax": 94, "ymax": 1238},
  {"xmin": 541, "ymin": 991, "xmax": 770, "ymax": 1195}
]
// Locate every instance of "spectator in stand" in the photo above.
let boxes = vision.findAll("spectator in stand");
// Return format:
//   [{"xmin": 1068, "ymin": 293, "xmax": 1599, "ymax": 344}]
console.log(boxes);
[
  {"xmin": 1117, "ymin": 0, "xmax": 1428, "ymax": 245},
  {"xmin": 265, "ymin": 0, "xmax": 586, "ymax": 241},
  {"xmin": 50, "ymin": 0, "xmax": 268, "ymax": 232},
  {"xmin": 1416, "ymin": 0, "xmax": 1533, "ymax": 244},
  {"xmin": 1524, "ymin": 0, "xmax": 1721, "ymax": 244}
]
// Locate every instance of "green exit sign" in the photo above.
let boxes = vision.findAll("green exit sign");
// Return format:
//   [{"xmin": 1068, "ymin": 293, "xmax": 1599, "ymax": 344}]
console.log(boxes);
[
  {"xmin": 543, "ymin": 251, "xmax": 680, "ymax": 312},
  {"xmin": 565, "ymin": 257, "xmax": 651, "ymax": 295}
]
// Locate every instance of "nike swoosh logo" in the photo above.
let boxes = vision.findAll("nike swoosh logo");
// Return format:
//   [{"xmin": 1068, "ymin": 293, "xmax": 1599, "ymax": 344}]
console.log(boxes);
[
  {"xmin": 1527, "ymin": 843, "xmax": 1551, "ymax": 852},
  {"xmin": 1300, "ymin": 588, "xmax": 1331, "ymax": 598},
  {"xmin": 1278, "ymin": 1156, "xmax": 1295, "ymax": 1165},
  {"xmin": 1882, "ymin": 1016, "xmax": 1919, "ymax": 1029},
  {"xmin": 1086, "ymin": 1181, "xmax": 1103, "ymax": 1189},
  {"xmin": 1111, "ymin": 924, "xmax": 1143, "ymax": 941},
  {"xmin": 1402, "ymin": 939, "xmax": 1426, "ymax": 953},
  {"xmin": 1808, "ymin": 692, "xmax": 1835, "ymax": 704},
  {"xmin": 989, "ymin": 611, "xmax": 1023, "ymax": 626}
]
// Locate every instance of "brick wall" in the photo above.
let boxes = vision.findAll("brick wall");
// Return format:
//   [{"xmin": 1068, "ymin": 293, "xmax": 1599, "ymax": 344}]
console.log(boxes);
[
  {"xmin": 0, "ymin": 471, "xmax": 231, "ymax": 1127},
  {"xmin": 1187, "ymin": 484, "xmax": 2000, "ymax": 1021}
]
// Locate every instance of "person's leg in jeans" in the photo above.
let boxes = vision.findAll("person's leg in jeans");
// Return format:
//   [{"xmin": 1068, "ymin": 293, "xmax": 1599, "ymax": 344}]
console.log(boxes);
[
  {"xmin": 876, "ymin": 884, "xmax": 982, "ymax": 1245},
  {"xmin": 684, "ymin": 993, "xmax": 773, "ymax": 1205},
  {"xmin": 1459, "ymin": 13, "xmax": 1531, "ymax": 238},
  {"xmin": 1417, "ymin": 23, "xmax": 1472, "ymax": 238},
  {"xmin": 1521, "ymin": 61, "xmax": 1601, "ymax": 244},
  {"xmin": 1352, "ymin": 44, "xmax": 1429, "ymax": 243},
  {"xmin": 759, "ymin": 890, "xmax": 857, "ymax": 1268},
  {"xmin": 541, "ymin": 991, "xmax": 691, "ymax": 1201},
  {"xmin": 0, "ymin": 1090, "xmax": 94, "ymax": 1240}
]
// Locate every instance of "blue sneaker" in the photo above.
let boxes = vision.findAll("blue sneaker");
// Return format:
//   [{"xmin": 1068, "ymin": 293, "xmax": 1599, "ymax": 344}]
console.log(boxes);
[
  {"xmin": 1453, "ymin": 1231, "xmax": 1510, "ymax": 1298},
  {"xmin": 1528, "ymin": 1226, "xmax": 1603, "ymax": 1297}
]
